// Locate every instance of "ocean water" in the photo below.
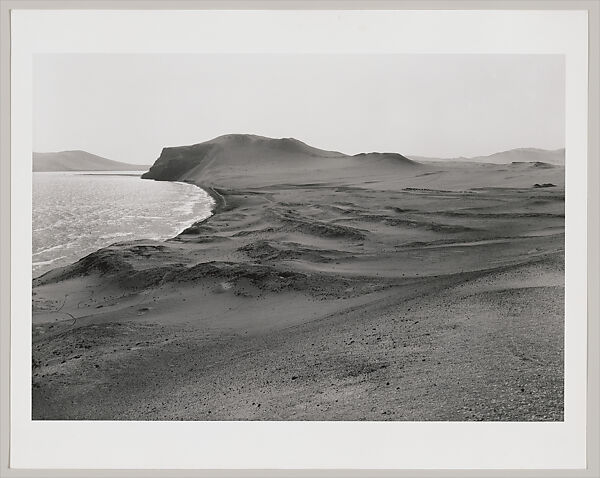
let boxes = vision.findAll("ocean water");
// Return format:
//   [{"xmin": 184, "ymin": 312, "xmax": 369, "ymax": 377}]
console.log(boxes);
[{"xmin": 32, "ymin": 171, "xmax": 214, "ymax": 277}]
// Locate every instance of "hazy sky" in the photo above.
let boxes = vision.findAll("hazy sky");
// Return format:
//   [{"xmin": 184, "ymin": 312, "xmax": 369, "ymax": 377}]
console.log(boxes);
[{"xmin": 34, "ymin": 54, "xmax": 565, "ymax": 165}]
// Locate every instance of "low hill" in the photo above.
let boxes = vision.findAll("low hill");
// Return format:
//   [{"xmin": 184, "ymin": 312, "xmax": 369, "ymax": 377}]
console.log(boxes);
[
  {"xmin": 33, "ymin": 151, "xmax": 149, "ymax": 172},
  {"xmin": 410, "ymin": 147, "xmax": 565, "ymax": 166}
]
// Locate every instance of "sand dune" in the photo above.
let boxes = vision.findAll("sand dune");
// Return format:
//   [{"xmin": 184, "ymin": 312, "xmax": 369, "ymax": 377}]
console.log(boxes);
[{"xmin": 32, "ymin": 135, "xmax": 564, "ymax": 421}]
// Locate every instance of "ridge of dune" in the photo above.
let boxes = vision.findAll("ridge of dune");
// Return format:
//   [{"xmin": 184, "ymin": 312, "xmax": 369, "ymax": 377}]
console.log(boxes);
[{"xmin": 353, "ymin": 151, "xmax": 417, "ymax": 166}]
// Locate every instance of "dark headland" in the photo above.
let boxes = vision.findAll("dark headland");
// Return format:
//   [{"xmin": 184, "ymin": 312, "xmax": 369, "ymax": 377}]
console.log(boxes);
[{"xmin": 32, "ymin": 134, "xmax": 564, "ymax": 421}]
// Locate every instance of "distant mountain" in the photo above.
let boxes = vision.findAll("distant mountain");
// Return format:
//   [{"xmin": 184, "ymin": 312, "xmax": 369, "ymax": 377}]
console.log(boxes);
[
  {"xmin": 33, "ymin": 150, "xmax": 150, "ymax": 172},
  {"xmin": 410, "ymin": 147, "xmax": 565, "ymax": 166}
]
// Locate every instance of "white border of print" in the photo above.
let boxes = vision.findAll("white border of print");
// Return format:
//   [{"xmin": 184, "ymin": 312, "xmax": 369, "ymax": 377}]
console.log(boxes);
[{"xmin": 10, "ymin": 9, "xmax": 588, "ymax": 470}]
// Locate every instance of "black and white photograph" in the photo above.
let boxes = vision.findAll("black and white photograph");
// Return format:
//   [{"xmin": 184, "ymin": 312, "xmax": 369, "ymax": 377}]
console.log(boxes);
[{"xmin": 29, "ymin": 53, "xmax": 567, "ymax": 422}]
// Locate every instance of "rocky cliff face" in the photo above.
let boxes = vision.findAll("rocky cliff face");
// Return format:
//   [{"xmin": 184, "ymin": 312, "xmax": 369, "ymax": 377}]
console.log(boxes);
[{"xmin": 141, "ymin": 142, "xmax": 217, "ymax": 181}]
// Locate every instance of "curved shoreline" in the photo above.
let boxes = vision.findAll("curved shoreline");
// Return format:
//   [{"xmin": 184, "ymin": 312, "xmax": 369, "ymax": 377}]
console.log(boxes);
[
  {"xmin": 155, "ymin": 181, "xmax": 225, "ymax": 239},
  {"xmin": 188, "ymin": 183, "xmax": 226, "ymax": 216},
  {"xmin": 170, "ymin": 181, "xmax": 222, "ymax": 232},
  {"xmin": 32, "ymin": 176, "xmax": 214, "ymax": 280}
]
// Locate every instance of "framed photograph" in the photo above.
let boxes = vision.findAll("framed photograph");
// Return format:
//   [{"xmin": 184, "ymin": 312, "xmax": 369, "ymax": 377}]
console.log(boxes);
[{"xmin": 1, "ymin": 1, "xmax": 598, "ymax": 476}]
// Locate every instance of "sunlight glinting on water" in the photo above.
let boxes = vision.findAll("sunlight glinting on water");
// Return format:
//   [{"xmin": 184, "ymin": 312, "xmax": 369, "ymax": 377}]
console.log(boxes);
[{"xmin": 32, "ymin": 172, "xmax": 214, "ymax": 277}]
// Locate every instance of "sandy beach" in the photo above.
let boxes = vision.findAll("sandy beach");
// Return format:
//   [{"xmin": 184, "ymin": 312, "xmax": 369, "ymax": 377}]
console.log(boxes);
[{"xmin": 32, "ymin": 134, "xmax": 564, "ymax": 420}]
